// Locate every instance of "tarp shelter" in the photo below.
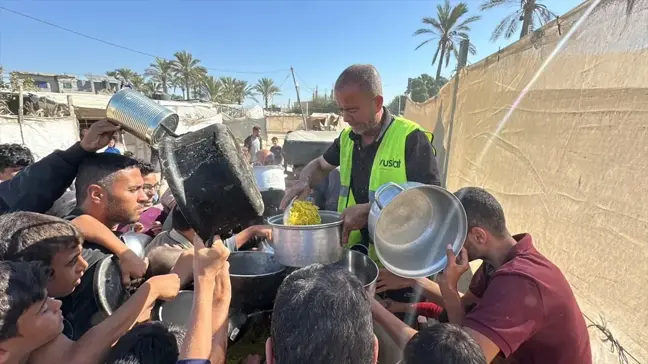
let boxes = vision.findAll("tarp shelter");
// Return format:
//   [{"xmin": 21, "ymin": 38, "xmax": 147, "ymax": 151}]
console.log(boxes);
[
  {"xmin": 403, "ymin": 1, "xmax": 648, "ymax": 362},
  {"xmin": 0, "ymin": 115, "xmax": 79, "ymax": 160},
  {"xmin": 282, "ymin": 130, "xmax": 338, "ymax": 166}
]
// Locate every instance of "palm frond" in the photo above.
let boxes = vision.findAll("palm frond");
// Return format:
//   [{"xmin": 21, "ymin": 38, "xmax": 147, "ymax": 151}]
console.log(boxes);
[
  {"xmin": 479, "ymin": 0, "xmax": 517, "ymax": 11},
  {"xmin": 490, "ymin": 11, "xmax": 519, "ymax": 41},
  {"xmin": 415, "ymin": 38, "xmax": 437, "ymax": 51}
]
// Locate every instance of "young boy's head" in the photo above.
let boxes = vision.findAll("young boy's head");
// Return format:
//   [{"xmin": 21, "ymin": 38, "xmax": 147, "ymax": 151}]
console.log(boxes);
[
  {"xmin": 0, "ymin": 212, "xmax": 88, "ymax": 298},
  {"xmin": 105, "ymin": 321, "xmax": 186, "ymax": 364},
  {"xmin": 0, "ymin": 260, "xmax": 64, "ymax": 362},
  {"xmin": 0, "ymin": 144, "xmax": 34, "ymax": 182},
  {"xmin": 403, "ymin": 324, "xmax": 486, "ymax": 364},
  {"xmin": 271, "ymin": 137, "xmax": 278, "ymax": 146}
]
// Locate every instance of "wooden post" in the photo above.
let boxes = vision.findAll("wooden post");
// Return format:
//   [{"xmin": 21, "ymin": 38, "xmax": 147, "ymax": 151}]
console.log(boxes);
[
  {"xmin": 67, "ymin": 95, "xmax": 76, "ymax": 119},
  {"xmin": 18, "ymin": 85, "xmax": 25, "ymax": 145},
  {"xmin": 290, "ymin": 67, "xmax": 308, "ymax": 130}
]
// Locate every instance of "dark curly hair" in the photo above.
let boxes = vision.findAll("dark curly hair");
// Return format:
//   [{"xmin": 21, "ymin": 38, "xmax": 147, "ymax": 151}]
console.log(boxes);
[{"xmin": 0, "ymin": 144, "xmax": 34, "ymax": 171}]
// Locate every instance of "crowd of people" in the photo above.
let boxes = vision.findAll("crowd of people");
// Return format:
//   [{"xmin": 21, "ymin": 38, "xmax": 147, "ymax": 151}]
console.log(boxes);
[{"xmin": 0, "ymin": 63, "xmax": 592, "ymax": 364}]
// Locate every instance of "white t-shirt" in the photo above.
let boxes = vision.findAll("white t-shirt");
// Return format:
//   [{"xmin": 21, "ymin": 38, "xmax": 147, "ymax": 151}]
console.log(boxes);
[{"xmin": 249, "ymin": 137, "xmax": 261, "ymax": 162}]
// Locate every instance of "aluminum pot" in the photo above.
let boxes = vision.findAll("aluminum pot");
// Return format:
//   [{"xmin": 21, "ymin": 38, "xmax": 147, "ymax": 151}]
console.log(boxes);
[
  {"xmin": 229, "ymin": 252, "xmax": 286, "ymax": 312},
  {"xmin": 106, "ymin": 89, "xmax": 179, "ymax": 147},
  {"xmin": 333, "ymin": 250, "xmax": 378, "ymax": 296},
  {"xmin": 368, "ymin": 182, "xmax": 468, "ymax": 279},
  {"xmin": 267, "ymin": 210, "xmax": 344, "ymax": 267}
]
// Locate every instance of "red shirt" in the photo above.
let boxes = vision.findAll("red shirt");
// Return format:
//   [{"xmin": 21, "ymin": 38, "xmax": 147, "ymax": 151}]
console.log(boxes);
[{"xmin": 464, "ymin": 234, "xmax": 592, "ymax": 364}]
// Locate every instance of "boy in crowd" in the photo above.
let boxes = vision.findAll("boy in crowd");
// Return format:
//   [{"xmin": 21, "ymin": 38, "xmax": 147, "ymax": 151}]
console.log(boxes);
[
  {"xmin": 402, "ymin": 324, "xmax": 486, "ymax": 364},
  {"xmin": 0, "ymin": 241, "xmax": 180, "ymax": 364},
  {"xmin": 105, "ymin": 321, "xmax": 186, "ymax": 364},
  {"xmin": 269, "ymin": 137, "xmax": 282, "ymax": 165},
  {"xmin": 0, "ymin": 143, "xmax": 34, "ymax": 182}
]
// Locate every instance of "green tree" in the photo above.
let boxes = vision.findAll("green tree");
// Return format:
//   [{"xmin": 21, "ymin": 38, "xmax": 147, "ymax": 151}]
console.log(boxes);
[
  {"xmin": 145, "ymin": 58, "xmax": 173, "ymax": 94},
  {"xmin": 203, "ymin": 75, "xmax": 224, "ymax": 103},
  {"xmin": 130, "ymin": 73, "xmax": 146, "ymax": 92},
  {"xmin": 233, "ymin": 80, "xmax": 257, "ymax": 105},
  {"xmin": 387, "ymin": 95, "xmax": 408, "ymax": 115},
  {"xmin": 107, "ymin": 68, "xmax": 136, "ymax": 83},
  {"xmin": 220, "ymin": 76, "xmax": 237, "ymax": 103},
  {"xmin": 413, "ymin": 0, "xmax": 480, "ymax": 80},
  {"xmin": 481, "ymin": 0, "xmax": 557, "ymax": 41},
  {"xmin": 190, "ymin": 67, "xmax": 208, "ymax": 100},
  {"xmin": 143, "ymin": 81, "xmax": 161, "ymax": 97},
  {"xmin": 407, "ymin": 74, "xmax": 448, "ymax": 102},
  {"xmin": 254, "ymin": 78, "xmax": 282, "ymax": 109},
  {"xmin": 171, "ymin": 51, "xmax": 203, "ymax": 100}
]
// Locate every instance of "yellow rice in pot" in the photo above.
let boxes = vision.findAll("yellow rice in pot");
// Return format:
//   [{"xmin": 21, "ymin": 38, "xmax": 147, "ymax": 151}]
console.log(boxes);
[{"xmin": 287, "ymin": 200, "xmax": 322, "ymax": 225}]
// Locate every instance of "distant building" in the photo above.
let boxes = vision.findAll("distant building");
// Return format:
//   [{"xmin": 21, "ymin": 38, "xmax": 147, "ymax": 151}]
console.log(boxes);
[
  {"xmin": 13, "ymin": 71, "xmax": 78, "ymax": 93},
  {"xmin": 80, "ymin": 74, "xmax": 120, "ymax": 94}
]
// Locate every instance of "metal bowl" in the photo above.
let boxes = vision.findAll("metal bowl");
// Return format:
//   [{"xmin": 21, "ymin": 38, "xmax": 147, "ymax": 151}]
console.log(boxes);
[
  {"xmin": 370, "ymin": 183, "xmax": 467, "ymax": 278},
  {"xmin": 106, "ymin": 89, "xmax": 179, "ymax": 147},
  {"xmin": 267, "ymin": 210, "xmax": 345, "ymax": 267},
  {"xmin": 333, "ymin": 250, "xmax": 378, "ymax": 296}
]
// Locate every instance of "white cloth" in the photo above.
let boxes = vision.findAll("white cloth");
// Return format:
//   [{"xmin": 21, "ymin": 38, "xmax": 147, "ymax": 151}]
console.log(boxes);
[{"xmin": 249, "ymin": 137, "xmax": 260, "ymax": 162}]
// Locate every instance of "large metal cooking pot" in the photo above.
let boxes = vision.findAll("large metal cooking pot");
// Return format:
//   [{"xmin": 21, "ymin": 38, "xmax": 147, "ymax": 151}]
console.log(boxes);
[
  {"xmin": 333, "ymin": 250, "xmax": 378, "ymax": 296},
  {"xmin": 229, "ymin": 252, "xmax": 286, "ymax": 312},
  {"xmin": 368, "ymin": 182, "xmax": 468, "ymax": 279},
  {"xmin": 267, "ymin": 210, "xmax": 345, "ymax": 267},
  {"xmin": 106, "ymin": 89, "xmax": 179, "ymax": 147}
]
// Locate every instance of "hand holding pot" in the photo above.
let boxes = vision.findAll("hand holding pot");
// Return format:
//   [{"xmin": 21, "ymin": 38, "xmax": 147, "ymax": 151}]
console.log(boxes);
[
  {"xmin": 280, "ymin": 180, "xmax": 311, "ymax": 210},
  {"xmin": 376, "ymin": 268, "xmax": 415, "ymax": 294},
  {"xmin": 341, "ymin": 203, "xmax": 371, "ymax": 245}
]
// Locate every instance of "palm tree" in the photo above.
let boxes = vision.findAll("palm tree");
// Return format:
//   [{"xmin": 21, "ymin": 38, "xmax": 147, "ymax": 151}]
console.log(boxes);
[
  {"xmin": 143, "ymin": 81, "xmax": 161, "ymax": 97},
  {"xmin": 130, "ymin": 73, "xmax": 146, "ymax": 92},
  {"xmin": 220, "ymin": 76, "xmax": 237, "ymax": 103},
  {"xmin": 480, "ymin": 0, "xmax": 557, "ymax": 41},
  {"xmin": 254, "ymin": 78, "xmax": 282, "ymax": 109},
  {"xmin": 190, "ymin": 66, "xmax": 208, "ymax": 100},
  {"xmin": 107, "ymin": 68, "xmax": 136, "ymax": 83},
  {"xmin": 203, "ymin": 75, "xmax": 224, "ymax": 103},
  {"xmin": 413, "ymin": 0, "xmax": 480, "ymax": 80},
  {"xmin": 233, "ymin": 80, "xmax": 257, "ymax": 105},
  {"xmin": 171, "ymin": 51, "xmax": 203, "ymax": 100},
  {"xmin": 145, "ymin": 58, "xmax": 173, "ymax": 93}
]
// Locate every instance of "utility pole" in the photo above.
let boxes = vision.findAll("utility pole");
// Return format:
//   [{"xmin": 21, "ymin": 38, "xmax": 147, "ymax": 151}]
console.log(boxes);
[{"xmin": 290, "ymin": 67, "xmax": 307, "ymax": 130}]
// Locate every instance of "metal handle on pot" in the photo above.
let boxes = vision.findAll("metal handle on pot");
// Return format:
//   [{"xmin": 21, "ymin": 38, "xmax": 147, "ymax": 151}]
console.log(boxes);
[{"xmin": 374, "ymin": 182, "xmax": 405, "ymax": 209}]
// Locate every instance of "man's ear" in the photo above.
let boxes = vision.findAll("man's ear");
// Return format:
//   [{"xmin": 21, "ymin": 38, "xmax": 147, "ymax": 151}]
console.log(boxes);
[
  {"xmin": 265, "ymin": 338, "xmax": 274, "ymax": 364},
  {"xmin": 88, "ymin": 184, "xmax": 105, "ymax": 204},
  {"xmin": 372, "ymin": 334, "xmax": 379, "ymax": 364},
  {"xmin": 472, "ymin": 227, "xmax": 489, "ymax": 246}
]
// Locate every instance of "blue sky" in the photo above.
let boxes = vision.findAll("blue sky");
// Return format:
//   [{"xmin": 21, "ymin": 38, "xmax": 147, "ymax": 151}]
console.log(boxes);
[{"xmin": 0, "ymin": 0, "xmax": 581, "ymax": 106}]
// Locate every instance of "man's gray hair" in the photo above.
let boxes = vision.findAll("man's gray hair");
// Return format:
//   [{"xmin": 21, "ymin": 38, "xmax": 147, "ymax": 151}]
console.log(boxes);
[{"xmin": 334, "ymin": 64, "xmax": 383, "ymax": 97}]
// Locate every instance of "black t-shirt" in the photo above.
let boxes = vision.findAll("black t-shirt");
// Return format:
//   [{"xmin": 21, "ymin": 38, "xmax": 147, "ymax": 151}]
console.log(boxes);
[
  {"xmin": 61, "ymin": 209, "xmax": 114, "ymax": 339},
  {"xmin": 270, "ymin": 145, "xmax": 283, "ymax": 164},
  {"xmin": 322, "ymin": 109, "xmax": 440, "ymax": 204}
]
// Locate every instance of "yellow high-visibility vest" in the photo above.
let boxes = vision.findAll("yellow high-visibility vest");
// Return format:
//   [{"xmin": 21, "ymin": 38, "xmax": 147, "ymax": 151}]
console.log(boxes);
[{"xmin": 337, "ymin": 116, "xmax": 434, "ymax": 265}]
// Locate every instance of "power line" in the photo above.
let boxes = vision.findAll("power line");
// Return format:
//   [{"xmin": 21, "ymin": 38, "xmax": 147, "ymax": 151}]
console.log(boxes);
[
  {"xmin": 0, "ymin": 5, "xmax": 287, "ymax": 76},
  {"xmin": 294, "ymin": 70, "xmax": 316, "ymax": 94}
]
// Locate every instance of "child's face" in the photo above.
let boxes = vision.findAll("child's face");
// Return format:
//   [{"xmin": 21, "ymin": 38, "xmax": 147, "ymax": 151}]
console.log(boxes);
[
  {"xmin": 48, "ymin": 244, "xmax": 88, "ymax": 298},
  {"xmin": 272, "ymin": 139, "xmax": 278, "ymax": 146},
  {"xmin": 16, "ymin": 297, "xmax": 64, "ymax": 351}
]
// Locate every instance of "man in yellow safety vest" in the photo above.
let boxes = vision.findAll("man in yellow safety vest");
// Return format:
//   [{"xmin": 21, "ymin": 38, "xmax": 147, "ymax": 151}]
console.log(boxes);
[{"xmin": 280, "ymin": 64, "xmax": 440, "ymax": 308}]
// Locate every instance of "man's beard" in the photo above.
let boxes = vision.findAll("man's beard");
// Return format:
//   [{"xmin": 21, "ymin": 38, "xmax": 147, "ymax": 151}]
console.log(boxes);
[
  {"xmin": 354, "ymin": 114, "xmax": 381, "ymax": 136},
  {"xmin": 105, "ymin": 199, "xmax": 140, "ymax": 224}
]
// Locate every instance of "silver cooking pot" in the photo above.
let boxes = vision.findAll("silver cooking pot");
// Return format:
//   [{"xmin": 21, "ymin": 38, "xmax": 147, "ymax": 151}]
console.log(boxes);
[
  {"xmin": 267, "ymin": 210, "xmax": 344, "ymax": 267},
  {"xmin": 368, "ymin": 182, "xmax": 467, "ymax": 279},
  {"xmin": 333, "ymin": 250, "xmax": 378, "ymax": 296},
  {"xmin": 119, "ymin": 232, "xmax": 152, "ymax": 259}
]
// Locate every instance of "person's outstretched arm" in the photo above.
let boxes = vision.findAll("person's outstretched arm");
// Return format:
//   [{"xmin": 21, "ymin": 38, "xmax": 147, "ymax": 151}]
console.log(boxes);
[
  {"xmin": 179, "ymin": 235, "xmax": 230, "ymax": 363},
  {"xmin": 0, "ymin": 120, "xmax": 119, "ymax": 214}
]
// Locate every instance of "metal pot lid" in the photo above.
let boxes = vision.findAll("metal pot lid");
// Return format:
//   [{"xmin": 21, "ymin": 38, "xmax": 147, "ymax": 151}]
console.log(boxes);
[
  {"xmin": 156, "ymin": 290, "xmax": 194, "ymax": 328},
  {"xmin": 120, "ymin": 232, "xmax": 152, "ymax": 259},
  {"xmin": 93, "ymin": 255, "xmax": 130, "ymax": 316}
]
